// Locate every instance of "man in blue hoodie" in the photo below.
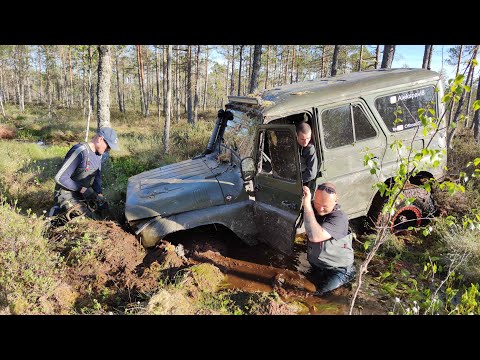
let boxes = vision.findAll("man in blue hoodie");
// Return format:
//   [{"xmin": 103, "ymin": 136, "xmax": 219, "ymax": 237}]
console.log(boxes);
[{"xmin": 50, "ymin": 127, "xmax": 120, "ymax": 220}]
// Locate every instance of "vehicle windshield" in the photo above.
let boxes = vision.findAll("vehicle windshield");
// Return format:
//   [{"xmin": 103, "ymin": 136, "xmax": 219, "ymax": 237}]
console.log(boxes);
[{"xmin": 222, "ymin": 109, "xmax": 260, "ymax": 159}]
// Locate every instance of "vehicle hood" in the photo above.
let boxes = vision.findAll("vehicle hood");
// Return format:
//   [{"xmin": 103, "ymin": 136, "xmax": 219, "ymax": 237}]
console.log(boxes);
[{"xmin": 125, "ymin": 157, "xmax": 226, "ymax": 221}]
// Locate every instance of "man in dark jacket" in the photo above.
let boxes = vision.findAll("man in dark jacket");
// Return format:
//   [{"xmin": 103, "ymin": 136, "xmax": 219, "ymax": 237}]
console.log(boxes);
[
  {"xmin": 49, "ymin": 127, "xmax": 120, "ymax": 220},
  {"xmin": 296, "ymin": 122, "xmax": 318, "ymax": 188},
  {"xmin": 302, "ymin": 182, "xmax": 356, "ymax": 296}
]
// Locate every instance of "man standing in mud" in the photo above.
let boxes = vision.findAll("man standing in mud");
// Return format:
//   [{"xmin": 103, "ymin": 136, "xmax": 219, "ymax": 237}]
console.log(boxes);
[
  {"xmin": 302, "ymin": 182, "xmax": 356, "ymax": 296},
  {"xmin": 49, "ymin": 127, "xmax": 120, "ymax": 220}
]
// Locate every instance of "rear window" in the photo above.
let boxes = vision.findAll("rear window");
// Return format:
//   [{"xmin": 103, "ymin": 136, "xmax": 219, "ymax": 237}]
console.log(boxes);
[{"xmin": 374, "ymin": 87, "xmax": 436, "ymax": 132}]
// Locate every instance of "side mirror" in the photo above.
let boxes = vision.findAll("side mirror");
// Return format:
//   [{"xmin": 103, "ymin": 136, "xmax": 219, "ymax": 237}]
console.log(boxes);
[{"xmin": 240, "ymin": 157, "xmax": 256, "ymax": 181}]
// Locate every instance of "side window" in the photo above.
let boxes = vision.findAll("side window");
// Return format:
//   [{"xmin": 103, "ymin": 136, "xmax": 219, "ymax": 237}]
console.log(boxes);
[
  {"xmin": 256, "ymin": 129, "xmax": 298, "ymax": 181},
  {"xmin": 353, "ymin": 105, "xmax": 377, "ymax": 141},
  {"xmin": 257, "ymin": 131, "xmax": 273, "ymax": 174},
  {"xmin": 322, "ymin": 105, "xmax": 353, "ymax": 148},
  {"xmin": 321, "ymin": 103, "xmax": 376, "ymax": 149},
  {"xmin": 374, "ymin": 86, "xmax": 436, "ymax": 132}
]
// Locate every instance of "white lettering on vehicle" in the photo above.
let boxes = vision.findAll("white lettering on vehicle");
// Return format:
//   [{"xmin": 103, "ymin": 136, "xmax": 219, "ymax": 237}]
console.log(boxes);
[
  {"xmin": 398, "ymin": 89, "xmax": 425, "ymax": 102},
  {"xmin": 392, "ymin": 121, "xmax": 420, "ymax": 132}
]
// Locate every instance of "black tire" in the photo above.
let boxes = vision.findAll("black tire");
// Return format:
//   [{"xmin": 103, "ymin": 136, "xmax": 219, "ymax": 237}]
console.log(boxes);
[{"xmin": 367, "ymin": 185, "xmax": 436, "ymax": 233}]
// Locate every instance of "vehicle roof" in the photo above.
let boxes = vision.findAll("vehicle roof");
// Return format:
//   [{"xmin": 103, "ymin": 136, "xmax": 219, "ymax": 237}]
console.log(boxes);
[{"xmin": 228, "ymin": 68, "xmax": 441, "ymax": 122}]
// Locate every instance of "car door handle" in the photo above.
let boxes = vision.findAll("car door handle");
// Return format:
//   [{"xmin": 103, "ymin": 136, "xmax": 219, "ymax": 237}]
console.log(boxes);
[{"xmin": 281, "ymin": 200, "xmax": 297, "ymax": 210}]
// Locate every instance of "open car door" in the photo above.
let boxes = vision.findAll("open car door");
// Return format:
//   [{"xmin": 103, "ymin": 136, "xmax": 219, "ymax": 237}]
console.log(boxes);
[{"xmin": 252, "ymin": 125, "xmax": 303, "ymax": 254}]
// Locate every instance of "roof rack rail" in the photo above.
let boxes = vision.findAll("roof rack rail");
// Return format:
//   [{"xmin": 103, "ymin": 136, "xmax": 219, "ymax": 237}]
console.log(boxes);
[{"xmin": 227, "ymin": 96, "xmax": 261, "ymax": 105}]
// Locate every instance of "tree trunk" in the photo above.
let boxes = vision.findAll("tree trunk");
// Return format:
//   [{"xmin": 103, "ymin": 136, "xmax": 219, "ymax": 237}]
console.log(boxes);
[
  {"xmin": 448, "ymin": 46, "xmax": 479, "ymax": 147},
  {"xmin": 230, "ymin": 45, "xmax": 235, "ymax": 95},
  {"xmin": 69, "ymin": 46, "xmax": 74, "ymax": 107},
  {"xmin": 321, "ymin": 45, "xmax": 326, "ymax": 77},
  {"xmin": 249, "ymin": 45, "xmax": 262, "ymax": 94},
  {"xmin": 473, "ymin": 71, "xmax": 480, "ymax": 142},
  {"xmin": 0, "ymin": 90, "xmax": 5, "ymax": 117},
  {"xmin": 375, "ymin": 45, "xmax": 381, "ymax": 69},
  {"xmin": 85, "ymin": 46, "xmax": 93, "ymax": 141},
  {"xmin": 82, "ymin": 48, "xmax": 86, "ymax": 116},
  {"xmin": 455, "ymin": 45, "xmax": 463, "ymax": 76},
  {"xmin": 422, "ymin": 45, "xmax": 433, "ymax": 69},
  {"xmin": 97, "ymin": 45, "xmax": 112, "ymax": 129},
  {"xmin": 290, "ymin": 46, "xmax": 296, "ymax": 83},
  {"xmin": 38, "ymin": 48, "xmax": 43, "ymax": 102},
  {"xmin": 187, "ymin": 45, "xmax": 193, "ymax": 124},
  {"xmin": 202, "ymin": 46, "xmax": 209, "ymax": 111},
  {"xmin": 381, "ymin": 45, "xmax": 396, "ymax": 69},
  {"xmin": 331, "ymin": 45, "xmax": 339, "ymax": 76},
  {"xmin": 358, "ymin": 45, "xmax": 364, "ymax": 71},
  {"xmin": 296, "ymin": 46, "xmax": 300, "ymax": 82},
  {"xmin": 193, "ymin": 45, "xmax": 200, "ymax": 123},
  {"xmin": 144, "ymin": 54, "xmax": 150, "ymax": 117},
  {"xmin": 465, "ymin": 64, "xmax": 475, "ymax": 128},
  {"xmin": 225, "ymin": 46, "xmax": 230, "ymax": 101},
  {"xmin": 237, "ymin": 45, "xmax": 244, "ymax": 96},
  {"xmin": 163, "ymin": 45, "xmax": 172, "ymax": 153},
  {"xmin": 121, "ymin": 57, "xmax": 126, "ymax": 114},
  {"xmin": 265, "ymin": 45, "xmax": 270, "ymax": 89},
  {"xmin": 136, "ymin": 45, "xmax": 146, "ymax": 116},
  {"xmin": 284, "ymin": 46, "xmax": 290, "ymax": 84},
  {"xmin": 44, "ymin": 46, "xmax": 53, "ymax": 118},
  {"xmin": 115, "ymin": 47, "xmax": 124, "ymax": 113},
  {"xmin": 156, "ymin": 46, "xmax": 161, "ymax": 122},
  {"xmin": 175, "ymin": 45, "xmax": 180, "ymax": 123},
  {"xmin": 163, "ymin": 45, "xmax": 167, "ymax": 116},
  {"xmin": 447, "ymin": 45, "xmax": 464, "ymax": 130}
]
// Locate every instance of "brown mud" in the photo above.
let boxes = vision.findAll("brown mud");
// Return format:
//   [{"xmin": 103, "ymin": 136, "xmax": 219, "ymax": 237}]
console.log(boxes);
[{"xmin": 49, "ymin": 219, "xmax": 389, "ymax": 315}]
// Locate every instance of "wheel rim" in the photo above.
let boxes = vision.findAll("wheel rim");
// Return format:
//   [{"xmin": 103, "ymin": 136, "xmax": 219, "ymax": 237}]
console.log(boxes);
[{"xmin": 391, "ymin": 205, "xmax": 422, "ymax": 231}]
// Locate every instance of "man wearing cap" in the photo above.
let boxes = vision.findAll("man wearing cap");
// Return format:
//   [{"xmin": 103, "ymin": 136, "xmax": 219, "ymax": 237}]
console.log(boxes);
[
  {"xmin": 302, "ymin": 182, "xmax": 356, "ymax": 296},
  {"xmin": 50, "ymin": 127, "xmax": 120, "ymax": 220}
]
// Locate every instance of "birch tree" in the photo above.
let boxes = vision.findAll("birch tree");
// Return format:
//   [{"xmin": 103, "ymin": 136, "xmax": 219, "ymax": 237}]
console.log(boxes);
[{"xmin": 97, "ymin": 45, "xmax": 111, "ymax": 129}]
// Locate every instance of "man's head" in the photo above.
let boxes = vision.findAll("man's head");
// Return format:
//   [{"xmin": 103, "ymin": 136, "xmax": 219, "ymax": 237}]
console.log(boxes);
[
  {"xmin": 313, "ymin": 182, "xmax": 337, "ymax": 216},
  {"xmin": 296, "ymin": 122, "xmax": 312, "ymax": 148},
  {"xmin": 93, "ymin": 127, "xmax": 120, "ymax": 155}
]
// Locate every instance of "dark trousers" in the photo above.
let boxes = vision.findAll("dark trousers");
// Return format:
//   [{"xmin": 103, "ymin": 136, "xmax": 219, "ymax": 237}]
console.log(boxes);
[
  {"xmin": 53, "ymin": 188, "xmax": 102, "ymax": 220},
  {"xmin": 311, "ymin": 263, "xmax": 356, "ymax": 295}
]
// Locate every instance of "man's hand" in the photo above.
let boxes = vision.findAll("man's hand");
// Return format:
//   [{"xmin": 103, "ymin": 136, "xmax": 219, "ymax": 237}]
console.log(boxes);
[
  {"xmin": 303, "ymin": 186, "xmax": 312, "ymax": 209},
  {"xmin": 81, "ymin": 187, "xmax": 98, "ymax": 201},
  {"xmin": 97, "ymin": 193, "xmax": 107, "ymax": 207}
]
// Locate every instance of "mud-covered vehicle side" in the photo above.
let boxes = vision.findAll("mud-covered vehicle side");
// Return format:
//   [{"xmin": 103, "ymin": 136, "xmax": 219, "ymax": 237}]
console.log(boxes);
[{"xmin": 125, "ymin": 68, "xmax": 447, "ymax": 254}]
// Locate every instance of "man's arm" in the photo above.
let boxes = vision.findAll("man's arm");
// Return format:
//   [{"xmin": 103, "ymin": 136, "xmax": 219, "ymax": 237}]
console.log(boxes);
[
  {"xmin": 302, "ymin": 144, "xmax": 318, "ymax": 183},
  {"xmin": 302, "ymin": 186, "xmax": 332, "ymax": 243},
  {"xmin": 92, "ymin": 170, "xmax": 102, "ymax": 194},
  {"xmin": 54, "ymin": 145, "xmax": 86, "ymax": 192}
]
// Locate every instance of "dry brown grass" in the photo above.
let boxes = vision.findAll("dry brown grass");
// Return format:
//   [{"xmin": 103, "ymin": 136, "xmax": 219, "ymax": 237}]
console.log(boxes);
[{"xmin": 0, "ymin": 125, "xmax": 16, "ymax": 139}]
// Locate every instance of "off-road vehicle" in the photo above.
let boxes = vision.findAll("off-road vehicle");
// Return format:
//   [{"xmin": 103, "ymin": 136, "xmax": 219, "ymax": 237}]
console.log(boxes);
[{"xmin": 125, "ymin": 68, "xmax": 447, "ymax": 254}]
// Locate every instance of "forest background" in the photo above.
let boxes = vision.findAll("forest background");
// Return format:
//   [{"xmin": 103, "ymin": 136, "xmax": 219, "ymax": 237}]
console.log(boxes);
[{"xmin": 0, "ymin": 45, "xmax": 479, "ymax": 315}]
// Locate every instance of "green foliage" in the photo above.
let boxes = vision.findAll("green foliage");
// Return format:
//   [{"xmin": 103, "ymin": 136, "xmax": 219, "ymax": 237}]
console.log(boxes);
[
  {"xmin": 0, "ymin": 196, "xmax": 67, "ymax": 314},
  {"xmin": 391, "ymin": 265, "xmax": 480, "ymax": 315},
  {"xmin": 356, "ymin": 66, "xmax": 480, "ymax": 315}
]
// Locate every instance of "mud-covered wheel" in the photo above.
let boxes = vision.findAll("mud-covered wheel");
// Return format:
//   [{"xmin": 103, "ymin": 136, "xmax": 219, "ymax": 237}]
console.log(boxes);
[{"xmin": 367, "ymin": 185, "xmax": 436, "ymax": 232}]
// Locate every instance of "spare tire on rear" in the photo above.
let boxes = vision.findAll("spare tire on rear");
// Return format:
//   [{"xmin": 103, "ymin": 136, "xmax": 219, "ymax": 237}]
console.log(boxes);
[{"xmin": 367, "ymin": 185, "xmax": 436, "ymax": 232}]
